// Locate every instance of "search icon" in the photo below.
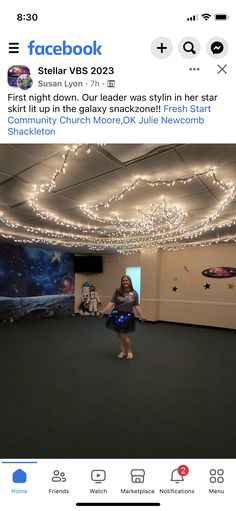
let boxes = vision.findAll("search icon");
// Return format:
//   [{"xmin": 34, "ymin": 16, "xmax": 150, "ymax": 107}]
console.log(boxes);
[
  {"xmin": 179, "ymin": 37, "xmax": 200, "ymax": 58},
  {"xmin": 183, "ymin": 41, "xmax": 196, "ymax": 54}
]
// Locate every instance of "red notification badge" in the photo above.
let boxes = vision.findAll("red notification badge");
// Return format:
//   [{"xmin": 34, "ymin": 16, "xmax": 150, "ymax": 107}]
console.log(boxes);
[{"xmin": 177, "ymin": 465, "xmax": 189, "ymax": 477}]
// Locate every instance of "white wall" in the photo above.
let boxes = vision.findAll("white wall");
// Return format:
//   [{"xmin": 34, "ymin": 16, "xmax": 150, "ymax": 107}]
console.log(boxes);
[
  {"xmin": 75, "ymin": 253, "xmax": 140, "ymax": 312},
  {"xmin": 74, "ymin": 244, "xmax": 236, "ymax": 329},
  {"xmin": 159, "ymin": 244, "xmax": 236, "ymax": 329}
]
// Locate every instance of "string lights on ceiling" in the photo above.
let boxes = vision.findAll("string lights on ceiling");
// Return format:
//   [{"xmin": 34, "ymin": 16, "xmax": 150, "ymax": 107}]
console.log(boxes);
[{"xmin": 0, "ymin": 145, "xmax": 235, "ymax": 252}]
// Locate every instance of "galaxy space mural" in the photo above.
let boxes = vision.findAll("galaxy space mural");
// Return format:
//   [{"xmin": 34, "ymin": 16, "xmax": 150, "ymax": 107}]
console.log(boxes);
[{"xmin": 0, "ymin": 243, "xmax": 75, "ymax": 323}]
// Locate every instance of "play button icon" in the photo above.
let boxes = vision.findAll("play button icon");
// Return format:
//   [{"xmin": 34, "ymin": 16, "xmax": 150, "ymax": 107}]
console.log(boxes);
[{"xmin": 91, "ymin": 469, "xmax": 106, "ymax": 483}]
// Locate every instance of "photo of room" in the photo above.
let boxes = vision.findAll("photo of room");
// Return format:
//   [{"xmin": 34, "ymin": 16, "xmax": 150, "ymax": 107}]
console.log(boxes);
[{"xmin": 0, "ymin": 143, "xmax": 235, "ymax": 459}]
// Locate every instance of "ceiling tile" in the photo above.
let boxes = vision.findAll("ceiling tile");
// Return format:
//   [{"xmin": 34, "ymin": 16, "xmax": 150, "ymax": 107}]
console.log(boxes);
[{"xmin": 0, "ymin": 179, "xmax": 32, "ymax": 206}]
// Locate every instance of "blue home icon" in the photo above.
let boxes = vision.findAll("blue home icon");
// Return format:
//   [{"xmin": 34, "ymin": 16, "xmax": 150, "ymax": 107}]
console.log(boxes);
[{"xmin": 12, "ymin": 469, "xmax": 27, "ymax": 483}]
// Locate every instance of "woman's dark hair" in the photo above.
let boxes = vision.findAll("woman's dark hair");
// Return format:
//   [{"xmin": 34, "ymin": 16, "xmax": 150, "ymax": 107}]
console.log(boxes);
[{"xmin": 116, "ymin": 275, "xmax": 134, "ymax": 296}]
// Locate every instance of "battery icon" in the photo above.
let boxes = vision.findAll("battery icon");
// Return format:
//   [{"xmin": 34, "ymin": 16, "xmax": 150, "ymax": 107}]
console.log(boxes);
[{"xmin": 214, "ymin": 14, "xmax": 228, "ymax": 20}]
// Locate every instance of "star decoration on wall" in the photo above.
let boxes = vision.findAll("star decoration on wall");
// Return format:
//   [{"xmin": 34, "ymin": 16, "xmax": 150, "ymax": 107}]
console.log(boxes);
[
  {"xmin": 204, "ymin": 283, "xmax": 211, "ymax": 289},
  {"xmin": 172, "ymin": 286, "xmax": 178, "ymax": 292},
  {"xmin": 228, "ymin": 283, "xmax": 235, "ymax": 290}
]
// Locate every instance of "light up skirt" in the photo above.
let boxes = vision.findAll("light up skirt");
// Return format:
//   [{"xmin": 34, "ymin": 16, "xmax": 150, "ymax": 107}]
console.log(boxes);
[{"xmin": 105, "ymin": 310, "xmax": 136, "ymax": 333}]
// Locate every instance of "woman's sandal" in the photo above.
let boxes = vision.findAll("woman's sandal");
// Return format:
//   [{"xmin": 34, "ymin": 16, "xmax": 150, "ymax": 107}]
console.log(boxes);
[
  {"xmin": 126, "ymin": 352, "xmax": 134, "ymax": 360},
  {"xmin": 116, "ymin": 352, "xmax": 126, "ymax": 359}
]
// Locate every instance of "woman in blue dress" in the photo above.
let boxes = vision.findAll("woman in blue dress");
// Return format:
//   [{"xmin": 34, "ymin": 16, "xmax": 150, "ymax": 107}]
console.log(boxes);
[{"xmin": 101, "ymin": 275, "xmax": 145, "ymax": 359}]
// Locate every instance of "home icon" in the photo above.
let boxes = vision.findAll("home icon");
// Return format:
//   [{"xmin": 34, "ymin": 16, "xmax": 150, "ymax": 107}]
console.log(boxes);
[
  {"xmin": 131, "ymin": 469, "xmax": 145, "ymax": 483},
  {"xmin": 12, "ymin": 469, "xmax": 27, "ymax": 483}
]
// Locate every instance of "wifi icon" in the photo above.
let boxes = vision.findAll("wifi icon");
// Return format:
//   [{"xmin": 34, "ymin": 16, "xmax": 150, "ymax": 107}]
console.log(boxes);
[{"xmin": 202, "ymin": 13, "xmax": 211, "ymax": 20}]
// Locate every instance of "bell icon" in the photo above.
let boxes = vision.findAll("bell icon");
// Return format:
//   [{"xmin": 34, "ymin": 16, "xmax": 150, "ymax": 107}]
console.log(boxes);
[{"xmin": 170, "ymin": 468, "xmax": 184, "ymax": 483}]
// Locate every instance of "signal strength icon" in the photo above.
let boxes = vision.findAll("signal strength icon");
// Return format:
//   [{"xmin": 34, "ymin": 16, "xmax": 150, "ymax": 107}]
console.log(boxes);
[
  {"xmin": 202, "ymin": 13, "xmax": 211, "ymax": 20},
  {"xmin": 187, "ymin": 14, "xmax": 198, "ymax": 21}
]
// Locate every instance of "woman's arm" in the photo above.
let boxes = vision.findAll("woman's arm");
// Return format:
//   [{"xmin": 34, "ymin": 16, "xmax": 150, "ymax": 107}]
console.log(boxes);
[
  {"xmin": 100, "ymin": 301, "xmax": 115, "ymax": 315},
  {"xmin": 134, "ymin": 305, "xmax": 146, "ymax": 321}
]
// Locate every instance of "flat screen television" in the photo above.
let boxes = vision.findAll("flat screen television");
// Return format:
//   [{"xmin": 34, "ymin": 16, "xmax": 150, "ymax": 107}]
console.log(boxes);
[{"xmin": 73, "ymin": 255, "xmax": 103, "ymax": 274}]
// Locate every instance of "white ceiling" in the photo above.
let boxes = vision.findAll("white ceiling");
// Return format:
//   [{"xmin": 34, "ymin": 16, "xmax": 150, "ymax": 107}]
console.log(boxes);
[{"xmin": 0, "ymin": 143, "xmax": 235, "ymax": 252}]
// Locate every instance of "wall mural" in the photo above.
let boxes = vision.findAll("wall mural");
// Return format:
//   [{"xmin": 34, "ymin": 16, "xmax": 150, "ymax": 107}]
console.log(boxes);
[{"xmin": 0, "ymin": 243, "xmax": 74, "ymax": 324}]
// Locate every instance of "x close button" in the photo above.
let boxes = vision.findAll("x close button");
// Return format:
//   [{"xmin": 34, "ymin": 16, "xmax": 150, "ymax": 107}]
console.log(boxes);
[{"xmin": 217, "ymin": 64, "xmax": 227, "ymax": 74}]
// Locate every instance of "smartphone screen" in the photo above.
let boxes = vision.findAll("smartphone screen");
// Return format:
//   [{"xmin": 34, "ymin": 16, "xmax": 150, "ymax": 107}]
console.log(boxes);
[{"xmin": 0, "ymin": 1, "xmax": 235, "ymax": 510}]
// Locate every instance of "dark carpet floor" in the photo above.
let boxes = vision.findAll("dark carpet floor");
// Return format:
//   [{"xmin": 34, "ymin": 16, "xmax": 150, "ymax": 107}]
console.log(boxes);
[{"xmin": 0, "ymin": 316, "xmax": 236, "ymax": 459}]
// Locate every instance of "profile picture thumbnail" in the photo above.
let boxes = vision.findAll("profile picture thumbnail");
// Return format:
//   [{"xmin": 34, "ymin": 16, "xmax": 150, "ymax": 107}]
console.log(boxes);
[
  {"xmin": 8, "ymin": 65, "xmax": 33, "ymax": 89},
  {"xmin": 17, "ymin": 73, "xmax": 33, "ymax": 90}
]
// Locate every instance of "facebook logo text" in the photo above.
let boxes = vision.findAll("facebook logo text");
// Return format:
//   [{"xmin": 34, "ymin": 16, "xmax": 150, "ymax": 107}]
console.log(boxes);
[{"xmin": 27, "ymin": 40, "xmax": 103, "ymax": 56}]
